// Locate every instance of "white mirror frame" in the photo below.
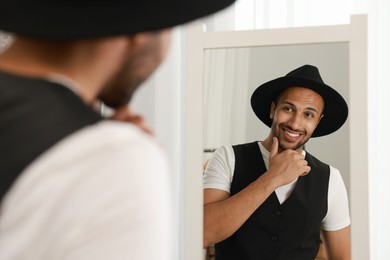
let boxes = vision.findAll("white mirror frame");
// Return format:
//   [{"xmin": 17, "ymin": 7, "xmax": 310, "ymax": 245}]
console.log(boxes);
[{"xmin": 184, "ymin": 14, "xmax": 368, "ymax": 260}]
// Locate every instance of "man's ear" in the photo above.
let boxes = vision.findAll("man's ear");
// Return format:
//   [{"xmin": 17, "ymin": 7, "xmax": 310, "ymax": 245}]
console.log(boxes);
[
  {"xmin": 317, "ymin": 114, "xmax": 324, "ymax": 125},
  {"xmin": 270, "ymin": 102, "xmax": 276, "ymax": 119},
  {"xmin": 126, "ymin": 33, "xmax": 147, "ymax": 52}
]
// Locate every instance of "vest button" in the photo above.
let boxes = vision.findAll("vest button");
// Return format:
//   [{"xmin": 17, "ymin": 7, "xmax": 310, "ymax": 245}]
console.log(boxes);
[
  {"xmin": 276, "ymin": 210, "xmax": 282, "ymax": 216},
  {"xmin": 271, "ymin": 235, "xmax": 279, "ymax": 241}
]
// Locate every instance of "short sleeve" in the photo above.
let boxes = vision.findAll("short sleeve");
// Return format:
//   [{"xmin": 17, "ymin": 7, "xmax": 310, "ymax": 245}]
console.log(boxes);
[
  {"xmin": 321, "ymin": 166, "xmax": 351, "ymax": 231},
  {"xmin": 203, "ymin": 145, "xmax": 235, "ymax": 193}
]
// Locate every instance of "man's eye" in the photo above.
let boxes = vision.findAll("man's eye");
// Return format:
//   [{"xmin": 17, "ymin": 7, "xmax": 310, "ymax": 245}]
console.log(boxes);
[{"xmin": 305, "ymin": 112, "xmax": 314, "ymax": 118}]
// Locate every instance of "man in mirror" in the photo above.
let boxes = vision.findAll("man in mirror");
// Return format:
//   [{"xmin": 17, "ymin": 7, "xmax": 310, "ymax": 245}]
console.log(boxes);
[
  {"xmin": 0, "ymin": 0, "xmax": 235, "ymax": 259},
  {"xmin": 203, "ymin": 64, "xmax": 351, "ymax": 259}
]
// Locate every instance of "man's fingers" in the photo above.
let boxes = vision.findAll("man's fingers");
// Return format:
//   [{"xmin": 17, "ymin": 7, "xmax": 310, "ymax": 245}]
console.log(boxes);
[
  {"xmin": 268, "ymin": 137, "xmax": 311, "ymax": 178},
  {"xmin": 301, "ymin": 166, "xmax": 311, "ymax": 176},
  {"xmin": 110, "ymin": 106, "xmax": 154, "ymax": 135},
  {"xmin": 301, "ymin": 158, "xmax": 308, "ymax": 166},
  {"xmin": 110, "ymin": 106, "xmax": 130, "ymax": 121},
  {"xmin": 270, "ymin": 137, "xmax": 279, "ymax": 158}
]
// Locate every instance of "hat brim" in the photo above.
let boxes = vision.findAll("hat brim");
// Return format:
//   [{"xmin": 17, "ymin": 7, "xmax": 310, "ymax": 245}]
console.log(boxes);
[
  {"xmin": 250, "ymin": 76, "xmax": 348, "ymax": 137},
  {"xmin": 0, "ymin": 0, "xmax": 235, "ymax": 40}
]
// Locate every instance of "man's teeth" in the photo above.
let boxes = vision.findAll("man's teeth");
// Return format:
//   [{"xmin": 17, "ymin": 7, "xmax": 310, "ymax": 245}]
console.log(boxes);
[{"xmin": 285, "ymin": 130, "xmax": 299, "ymax": 137}]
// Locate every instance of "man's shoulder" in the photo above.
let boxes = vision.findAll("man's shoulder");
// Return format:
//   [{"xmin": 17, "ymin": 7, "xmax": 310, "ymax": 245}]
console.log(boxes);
[
  {"xmin": 231, "ymin": 141, "xmax": 261, "ymax": 156},
  {"xmin": 232, "ymin": 141, "xmax": 259, "ymax": 149},
  {"xmin": 4, "ymin": 120, "xmax": 168, "ymax": 208},
  {"xmin": 304, "ymin": 151, "xmax": 332, "ymax": 182},
  {"xmin": 25, "ymin": 120, "xmax": 166, "ymax": 176},
  {"xmin": 304, "ymin": 150, "xmax": 329, "ymax": 167},
  {"xmin": 65, "ymin": 120, "xmax": 158, "ymax": 151}
]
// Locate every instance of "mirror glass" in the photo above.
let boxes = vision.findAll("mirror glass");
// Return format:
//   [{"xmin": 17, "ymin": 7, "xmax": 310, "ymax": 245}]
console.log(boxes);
[{"xmin": 202, "ymin": 42, "xmax": 350, "ymax": 194}]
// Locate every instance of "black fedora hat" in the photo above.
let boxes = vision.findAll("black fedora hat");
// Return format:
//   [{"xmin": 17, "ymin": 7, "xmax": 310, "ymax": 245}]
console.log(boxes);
[
  {"xmin": 0, "ymin": 0, "xmax": 235, "ymax": 40},
  {"xmin": 251, "ymin": 64, "xmax": 348, "ymax": 137}
]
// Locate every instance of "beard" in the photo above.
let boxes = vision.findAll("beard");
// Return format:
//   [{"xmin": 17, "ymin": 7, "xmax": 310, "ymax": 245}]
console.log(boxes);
[
  {"xmin": 97, "ymin": 31, "xmax": 169, "ymax": 109},
  {"xmin": 271, "ymin": 122, "xmax": 311, "ymax": 151},
  {"xmin": 98, "ymin": 79, "xmax": 138, "ymax": 109},
  {"xmin": 97, "ymin": 57, "xmax": 144, "ymax": 108}
]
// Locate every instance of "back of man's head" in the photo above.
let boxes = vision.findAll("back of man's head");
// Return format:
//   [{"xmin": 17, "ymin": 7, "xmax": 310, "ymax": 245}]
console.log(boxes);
[{"xmin": 0, "ymin": 0, "xmax": 235, "ymax": 40}]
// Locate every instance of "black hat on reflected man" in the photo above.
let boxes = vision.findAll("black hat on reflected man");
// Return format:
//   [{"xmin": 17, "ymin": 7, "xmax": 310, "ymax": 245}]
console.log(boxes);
[
  {"xmin": 251, "ymin": 64, "xmax": 348, "ymax": 137},
  {"xmin": 0, "ymin": 0, "xmax": 235, "ymax": 40}
]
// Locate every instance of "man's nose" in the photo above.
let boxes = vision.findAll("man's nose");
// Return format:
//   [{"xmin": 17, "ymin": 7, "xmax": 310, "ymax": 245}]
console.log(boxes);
[{"xmin": 287, "ymin": 114, "xmax": 303, "ymax": 130}]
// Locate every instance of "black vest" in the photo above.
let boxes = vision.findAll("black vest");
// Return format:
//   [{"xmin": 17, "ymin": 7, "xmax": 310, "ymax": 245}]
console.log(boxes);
[
  {"xmin": 0, "ymin": 71, "xmax": 102, "ymax": 203},
  {"xmin": 215, "ymin": 142, "xmax": 330, "ymax": 260}
]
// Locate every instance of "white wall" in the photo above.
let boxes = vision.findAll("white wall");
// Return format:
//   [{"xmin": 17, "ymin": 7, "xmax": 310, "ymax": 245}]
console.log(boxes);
[{"xmin": 364, "ymin": 0, "xmax": 390, "ymax": 259}]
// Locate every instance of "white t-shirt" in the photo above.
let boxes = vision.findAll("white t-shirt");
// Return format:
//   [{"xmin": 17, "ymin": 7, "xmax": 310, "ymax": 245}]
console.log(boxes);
[
  {"xmin": 203, "ymin": 142, "xmax": 351, "ymax": 231},
  {"xmin": 0, "ymin": 121, "xmax": 174, "ymax": 260}
]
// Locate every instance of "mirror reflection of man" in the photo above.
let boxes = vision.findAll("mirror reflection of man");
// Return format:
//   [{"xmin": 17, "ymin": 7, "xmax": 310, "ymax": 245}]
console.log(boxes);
[
  {"xmin": 203, "ymin": 65, "xmax": 351, "ymax": 260},
  {"xmin": 0, "ymin": 0, "xmax": 235, "ymax": 259}
]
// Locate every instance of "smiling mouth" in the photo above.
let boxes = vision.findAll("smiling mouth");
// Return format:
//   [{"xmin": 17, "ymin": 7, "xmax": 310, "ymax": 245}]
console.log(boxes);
[
  {"xmin": 285, "ymin": 130, "xmax": 300, "ymax": 138},
  {"xmin": 281, "ymin": 127, "xmax": 303, "ymax": 140}
]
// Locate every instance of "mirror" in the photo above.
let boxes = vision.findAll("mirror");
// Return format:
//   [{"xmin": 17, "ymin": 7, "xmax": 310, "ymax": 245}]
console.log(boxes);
[
  {"xmin": 202, "ymin": 43, "xmax": 350, "ymax": 193},
  {"xmin": 185, "ymin": 14, "xmax": 368, "ymax": 260}
]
